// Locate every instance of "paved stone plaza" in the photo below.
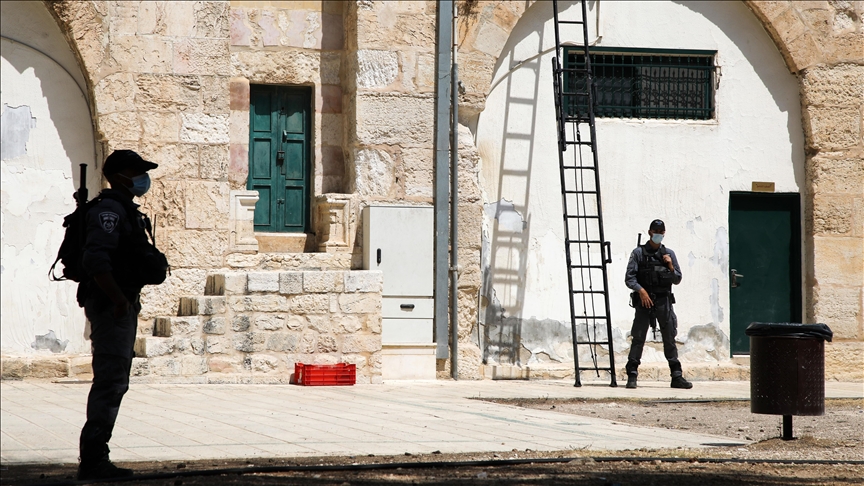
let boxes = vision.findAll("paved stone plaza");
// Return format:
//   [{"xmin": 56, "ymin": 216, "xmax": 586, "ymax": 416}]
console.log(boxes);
[{"xmin": 2, "ymin": 380, "xmax": 861, "ymax": 464}]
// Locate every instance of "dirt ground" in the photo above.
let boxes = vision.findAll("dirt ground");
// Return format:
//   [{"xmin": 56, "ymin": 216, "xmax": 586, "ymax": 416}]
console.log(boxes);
[{"xmin": 2, "ymin": 399, "xmax": 862, "ymax": 486}]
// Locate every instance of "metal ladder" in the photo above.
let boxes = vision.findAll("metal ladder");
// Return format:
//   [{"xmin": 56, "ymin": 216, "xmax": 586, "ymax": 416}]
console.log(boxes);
[{"xmin": 551, "ymin": 0, "xmax": 616, "ymax": 387}]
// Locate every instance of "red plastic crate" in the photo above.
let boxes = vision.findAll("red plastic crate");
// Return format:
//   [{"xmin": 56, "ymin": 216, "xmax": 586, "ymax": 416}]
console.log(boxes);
[{"xmin": 294, "ymin": 363, "xmax": 356, "ymax": 386}]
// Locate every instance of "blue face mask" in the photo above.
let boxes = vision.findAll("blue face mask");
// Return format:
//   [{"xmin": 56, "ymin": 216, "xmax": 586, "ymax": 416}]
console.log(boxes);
[
  {"xmin": 119, "ymin": 173, "xmax": 151, "ymax": 197},
  {"xmin": 651, "ymin": 233, "xmax": 664, "ymax": 244}
]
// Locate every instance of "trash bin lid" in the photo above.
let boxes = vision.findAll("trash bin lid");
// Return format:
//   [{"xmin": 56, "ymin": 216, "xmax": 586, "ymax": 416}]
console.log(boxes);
[{"xmin": 745, "ymin": 322, "xmax": 833, "ymax": 341}]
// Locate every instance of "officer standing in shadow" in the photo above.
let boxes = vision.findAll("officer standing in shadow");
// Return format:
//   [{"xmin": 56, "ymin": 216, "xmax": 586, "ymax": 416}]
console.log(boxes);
[
  {"xmin": 77, "ymin": 150, "xmax": 165, "ymax": 480},
  {"xmin": 624, "ymin": 219, "xmax": 693, "ymax": 390}
]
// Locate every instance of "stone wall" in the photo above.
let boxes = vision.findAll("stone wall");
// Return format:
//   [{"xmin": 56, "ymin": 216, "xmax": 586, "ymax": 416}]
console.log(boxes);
[
  {"xmin": 133, "ymin": 269, "xmax": 383, "ymax": 384},
  {"xmin": 454, "ymin": 0, "xmax": 863, "ymax": 381},
  {"xmin": 745, "ymin": 0, "xmax": 863, "ymax": 381},
  {"xmin": 25, "ymin": 0, "xmax": 861, "ymax": 383}
]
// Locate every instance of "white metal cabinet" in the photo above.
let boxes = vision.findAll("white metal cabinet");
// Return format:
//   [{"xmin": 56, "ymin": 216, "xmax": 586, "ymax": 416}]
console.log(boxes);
[
  {"xmin": 363, "ymin": 205, "xmax": 433, "ymax": 297},
  {"xmin": 363, "ymin": 206, "xmax": 435, "ymax": 379}
]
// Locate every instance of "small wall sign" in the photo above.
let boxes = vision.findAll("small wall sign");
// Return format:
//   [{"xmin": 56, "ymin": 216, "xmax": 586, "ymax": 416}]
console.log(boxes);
[{"xmin": 752, "ymin": 181, "xmax": 775, "ymax": 192}]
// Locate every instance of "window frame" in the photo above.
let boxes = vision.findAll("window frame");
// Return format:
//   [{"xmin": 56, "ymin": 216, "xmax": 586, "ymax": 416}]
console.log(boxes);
[{"xmin": 563, "ymin": 46, "xmax": 718, "ymax": 121}]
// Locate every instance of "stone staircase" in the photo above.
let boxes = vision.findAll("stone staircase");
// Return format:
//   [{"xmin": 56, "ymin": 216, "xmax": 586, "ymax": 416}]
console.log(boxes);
[{"xmin": 131, "ymin": 269, "xmax": 384, "ymax": 384}]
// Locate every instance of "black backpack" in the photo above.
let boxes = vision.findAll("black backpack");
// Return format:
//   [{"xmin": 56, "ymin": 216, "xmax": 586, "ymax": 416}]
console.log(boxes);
[
  {"xmin": 49, "ymin": 197, "xmax": 102, "ymax": 283},
  {"xmin": 49, "ymin": 194, "xmax": 170, "ymax": 285}
]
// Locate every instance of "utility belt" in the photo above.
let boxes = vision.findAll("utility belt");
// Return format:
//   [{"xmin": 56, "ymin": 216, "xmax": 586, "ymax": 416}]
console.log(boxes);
[
  {"xmin": 630, "ymin": 290, "xmax": 675, "ymax": 308},
  {"xmin": 76, "ymin": 279, "xmax": 141, "ymax": 308},
  {"xmin": 630, "ymin": 290, "xmax": 675, "ymax": 340}
]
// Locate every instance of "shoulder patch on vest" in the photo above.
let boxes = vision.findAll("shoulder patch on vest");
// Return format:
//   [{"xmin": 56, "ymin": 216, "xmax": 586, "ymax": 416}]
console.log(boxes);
[{"xmin": 99, "ymin": 212, "xmax": 120, "ymax": 233}]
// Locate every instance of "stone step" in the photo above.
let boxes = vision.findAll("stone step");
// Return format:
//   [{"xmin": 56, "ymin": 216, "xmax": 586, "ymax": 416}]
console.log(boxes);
[
  {"xmin": 178, "ymin": 296, "xmax": 226, "ymax": 316},
  {"xmin": 203, "ymin": 270, "xmax": 384, "ymax": 297},
  {"xmin": 153, "ymin": 316, "xmax": 202, "ymax": 337},
  {"xmin": 134, "ymin": 336, "xmax": 174, "ymax": 358},
  {"xmin": 205, "ymin": 272, "xmax": 248, "ymax": 296}
]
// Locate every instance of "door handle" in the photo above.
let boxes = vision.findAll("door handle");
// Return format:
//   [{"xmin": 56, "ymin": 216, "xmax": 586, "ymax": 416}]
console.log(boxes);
[
  {"xmin": 400, "ymin": 304, "xmax": 415, "ymax": 310},
  {"xmin": 730, "ymin": 269, "xmax": 744, "ymax": 288},
  {"xmin": 276, "ymin": 150, "xmax": 285, "ymax": 163}
]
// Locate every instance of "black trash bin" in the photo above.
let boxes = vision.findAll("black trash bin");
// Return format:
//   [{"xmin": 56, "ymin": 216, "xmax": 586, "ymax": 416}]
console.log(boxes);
[{"xmin": 745, "ymin": 322, "xmax": 833, "ymax": 440}]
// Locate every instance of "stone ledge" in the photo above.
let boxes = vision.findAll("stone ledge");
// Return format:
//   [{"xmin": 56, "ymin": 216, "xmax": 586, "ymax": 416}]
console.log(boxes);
[{"xmin": 1, "ymin": 356, "xmax": 73, "ymax": 380}]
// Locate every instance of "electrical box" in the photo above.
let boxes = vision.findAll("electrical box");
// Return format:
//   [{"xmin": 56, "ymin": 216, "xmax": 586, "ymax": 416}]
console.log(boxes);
[{"xmin": 363, "ymin": 205, "xmax": 436, "ymax": 380}]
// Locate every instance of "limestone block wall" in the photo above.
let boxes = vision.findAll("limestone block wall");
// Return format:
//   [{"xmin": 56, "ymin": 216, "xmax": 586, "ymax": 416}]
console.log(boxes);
[
  {"xmin": 46, "ymin": 1, "xmax": 236, "ymax": 327},
  {"xmin": 227, "ymin": 0, "xmax": 346, "ymax": 197},
  {"xmin": 745, "ymin": 0, "xmax": 864, "ymax": 381},
  {"xmin": 452, "ymin": 0, "xmax": 863, "ymax": 381},
  {"xmin": 32, "ymin": 0, "xmax": 860, "ymax": 383},
  {"xmin": 132, "ymin": 269, "xmax": 383, "ymax": 384},
  {"xmin": 343, "ymin": 2, "xmax": 485, "ymax": 379}
]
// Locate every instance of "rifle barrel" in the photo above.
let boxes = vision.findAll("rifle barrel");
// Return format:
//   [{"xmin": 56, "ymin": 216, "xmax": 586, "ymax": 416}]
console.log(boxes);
[{"xmin": 77, "ymin": 163, "xmax": 88, "ymax": 206}]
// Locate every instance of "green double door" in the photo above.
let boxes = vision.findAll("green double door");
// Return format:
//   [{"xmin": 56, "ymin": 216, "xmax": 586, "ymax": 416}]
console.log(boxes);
[
  {"xmin": 729, "ymin": 193, "xmax": 802, "ymax": 354},
  {"xmin": 248, "ymin": 85, "xmax": 311, "ymax": 233}
]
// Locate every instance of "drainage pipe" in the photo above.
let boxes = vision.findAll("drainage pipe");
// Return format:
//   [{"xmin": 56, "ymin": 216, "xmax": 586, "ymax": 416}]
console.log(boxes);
[
  {"xmin": 433, "ymin": 1, "xmax": 453, "ymax": 361},
  {"xmin": 449, "ymin": 2, "xmax": 460, "ymax": 380}
]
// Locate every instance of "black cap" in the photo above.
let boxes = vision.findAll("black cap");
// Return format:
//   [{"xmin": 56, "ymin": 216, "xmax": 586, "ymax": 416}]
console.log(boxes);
[
  {"xmin": 649, "ymin": 219, "xmax": 666, "ymax": 232},
  {"xmin": 103, "ymin": 150, "xmax": 158, "ymax": 176}
]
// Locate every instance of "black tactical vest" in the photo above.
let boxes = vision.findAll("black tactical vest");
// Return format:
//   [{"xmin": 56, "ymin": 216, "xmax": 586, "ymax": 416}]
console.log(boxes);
[{"xmin": 636, "ymin": 244, "xmax": 676, "ymax": 294}]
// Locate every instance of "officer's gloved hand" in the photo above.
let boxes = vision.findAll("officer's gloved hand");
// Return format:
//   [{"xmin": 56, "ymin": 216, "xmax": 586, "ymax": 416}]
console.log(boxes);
[{"xmin": 638, "ymin": 288, "xmax": 653, "ymax": 308}]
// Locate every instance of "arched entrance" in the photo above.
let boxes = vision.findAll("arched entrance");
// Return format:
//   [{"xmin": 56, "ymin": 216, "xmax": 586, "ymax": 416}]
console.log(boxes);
[{"xmin": 1, "ymin": 1, "xmax": 98, "ymax": 356}]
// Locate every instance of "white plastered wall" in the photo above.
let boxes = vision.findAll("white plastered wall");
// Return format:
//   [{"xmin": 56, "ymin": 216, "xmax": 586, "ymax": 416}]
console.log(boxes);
[
  {"xmin": 1, "ymin": 1, "xmax": 97, "ymax": 355},
  {"xmin": 475, "ymin": 0, "xmax": 804, "ymax": 366}
]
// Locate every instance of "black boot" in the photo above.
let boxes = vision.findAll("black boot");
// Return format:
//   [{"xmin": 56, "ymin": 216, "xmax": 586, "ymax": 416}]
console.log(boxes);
[
  {"xmin": 77, "ymin": 459, "xmax": 134, "ymax": 480},
  {"xmin": 626, "ymin": 374, "xmax": 637, "ymax": 389},
  {"xmin": 671, "ymin": 376, "xmax": 693, "ymax": 389}
]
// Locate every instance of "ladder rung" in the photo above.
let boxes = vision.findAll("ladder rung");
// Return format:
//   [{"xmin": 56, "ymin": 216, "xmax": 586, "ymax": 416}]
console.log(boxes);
[
  {"xmin": 573, "ymin": 316, "xmax": 609, "ymax": 320},
  {"xmin": 565, "ymin": 238, "xmax": 602, "ymax": 243},
  {"xmin": 563, "ymin": 142, "xmax": 593, "ymax": 147},
  {"xmin": 557, "ymin": 20, "xmax": 585, "ymax": 25},
  {"xmin": 563, "ymin": 191, "xmax": 598, "ymax": 195},
  {"xmin": 570, "ymin": 264, "xmax": 604, "ymax": 269},
  {"xmin": 575, "ymin": 343, "xmax": 612, "ymax": 347},
  {"xmin": 572, "ymin": 290, "xmax": 606, "ymax": 294},
  {"xmin": 566, "ymin": 215, "xmax": 600, "ymax": 219},
  {"xmin": 562, "ymin": 164, "xmax": 596, "ymax": 169}
]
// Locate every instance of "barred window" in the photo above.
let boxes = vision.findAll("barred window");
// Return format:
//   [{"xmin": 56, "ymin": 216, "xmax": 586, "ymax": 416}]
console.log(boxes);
[{"xmin": 564, "ymin": 47, "xmax": 717, "ymax": 120}]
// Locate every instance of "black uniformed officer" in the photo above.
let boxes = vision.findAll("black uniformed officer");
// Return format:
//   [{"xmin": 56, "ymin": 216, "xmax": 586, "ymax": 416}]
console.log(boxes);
[
  {"xmin": 77, "ymin": 150, "xmax": 158, "ymax": 480},
  {"xmin": 623, "ymin": 219, "xmax": 692, "ymax": 390}
]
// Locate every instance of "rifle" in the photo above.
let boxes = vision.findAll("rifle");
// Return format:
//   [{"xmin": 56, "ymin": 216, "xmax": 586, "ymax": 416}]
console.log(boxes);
[
  {"xmin": 74, "ymin": 164, "xmax": 88, "ymax": 207},
  {"xmin": 635, "ymin": 232, "xmax": 657, "ymax": 339}
]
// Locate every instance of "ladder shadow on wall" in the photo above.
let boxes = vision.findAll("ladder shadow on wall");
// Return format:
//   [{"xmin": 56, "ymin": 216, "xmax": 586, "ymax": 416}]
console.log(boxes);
[{"xmin": 480, "ymin": 10, "xmax": 546, "ymax": 369}]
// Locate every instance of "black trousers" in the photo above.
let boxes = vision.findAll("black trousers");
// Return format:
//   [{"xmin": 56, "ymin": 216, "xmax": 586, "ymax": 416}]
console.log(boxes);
[
  {"xmin": 625, "ymin": 294, "xmax": 683, "ymax": 378},
  {"xmin": 80, "ymin": 297, "xmax": 139, "ymax": 464}
]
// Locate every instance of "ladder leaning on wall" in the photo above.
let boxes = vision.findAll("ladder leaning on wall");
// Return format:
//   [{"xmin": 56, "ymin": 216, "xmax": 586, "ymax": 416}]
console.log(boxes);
[{"xmin": 551, "ymin": 0, "xmax": 617, "ymax": 387}]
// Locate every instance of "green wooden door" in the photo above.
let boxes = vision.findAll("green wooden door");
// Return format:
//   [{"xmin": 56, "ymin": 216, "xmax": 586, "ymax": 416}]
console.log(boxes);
[
  {"xmin": 248, "ymin": 85, "xmax": 311, "ymax": 233},
  {"xmin": 729, "ymin": 193, "xmax": 802, "ymax": 354}
]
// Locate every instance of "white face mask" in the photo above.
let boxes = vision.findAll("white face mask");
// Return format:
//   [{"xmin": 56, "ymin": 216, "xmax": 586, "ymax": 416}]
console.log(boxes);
[{"xmin": 651, "ymin": 233, "xmax": 664, "ymax": 244}]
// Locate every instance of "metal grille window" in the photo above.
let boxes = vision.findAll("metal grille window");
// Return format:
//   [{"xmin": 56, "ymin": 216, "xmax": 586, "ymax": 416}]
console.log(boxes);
[{"xmin": 564, "ymin": 47, "xmax": 717, "ymax": 120}]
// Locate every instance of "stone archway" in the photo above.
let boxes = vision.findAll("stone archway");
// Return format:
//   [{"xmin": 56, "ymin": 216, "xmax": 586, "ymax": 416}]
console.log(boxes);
[{"xmin": 458, "ymin": 0, "xmax": 863, "ymax": 380}]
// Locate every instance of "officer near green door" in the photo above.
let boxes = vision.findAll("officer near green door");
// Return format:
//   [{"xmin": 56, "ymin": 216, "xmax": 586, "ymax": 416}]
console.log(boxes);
[
  {"xmin": 624, "ymin": 219, "xmax": 693, "ymax": 390},
  {"xmin": 77, "ymin": 150, "xmax": 168, "ymax": 480}
]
